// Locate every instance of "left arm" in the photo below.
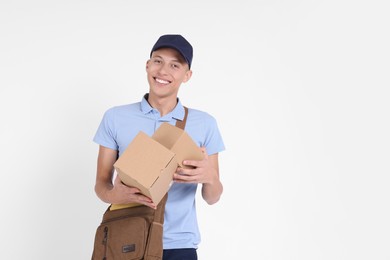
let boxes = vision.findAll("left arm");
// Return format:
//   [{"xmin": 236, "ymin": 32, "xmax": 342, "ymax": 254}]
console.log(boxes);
[{"xmin": 173, "ymin": 147, "xmax": 223, "ymax": 205}]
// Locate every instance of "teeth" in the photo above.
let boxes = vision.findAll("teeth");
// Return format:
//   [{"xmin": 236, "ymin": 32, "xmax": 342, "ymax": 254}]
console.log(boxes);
[{"xmin": 156, "ymin": 78, "xmax": 169, "ymax": 84}]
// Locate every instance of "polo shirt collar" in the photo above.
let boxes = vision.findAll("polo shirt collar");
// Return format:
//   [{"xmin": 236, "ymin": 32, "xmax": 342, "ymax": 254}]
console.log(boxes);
[
  {"xmin": 141, "ymin": 94, "xmax": 154, "ymax": 114},
  {"xmin": 140, "ymin": 93, "xmax": 185, "ymax": 121}
]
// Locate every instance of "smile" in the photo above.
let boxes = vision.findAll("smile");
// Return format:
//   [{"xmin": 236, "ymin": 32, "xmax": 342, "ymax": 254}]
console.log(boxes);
[{"xmin": 154, "ymin": 77, "xmax": 171, "ymax": 84}]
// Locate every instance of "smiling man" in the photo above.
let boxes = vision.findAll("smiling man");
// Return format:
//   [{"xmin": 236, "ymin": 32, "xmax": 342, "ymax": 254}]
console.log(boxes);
[{"xmin": 93, "ymin": 34, "xmax": 225, "ymax": 260}]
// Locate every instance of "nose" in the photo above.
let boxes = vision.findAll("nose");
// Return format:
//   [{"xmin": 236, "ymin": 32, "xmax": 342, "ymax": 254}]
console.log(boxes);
[{"xmin": 157, "ymin": 63, "xmax": 169, "ymax": 75}]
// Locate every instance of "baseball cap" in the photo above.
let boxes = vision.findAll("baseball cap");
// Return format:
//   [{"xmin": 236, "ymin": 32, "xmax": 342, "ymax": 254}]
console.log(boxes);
[{"xmin": 150, "ymin": 34, "xmax": 193, "ymax": 68}]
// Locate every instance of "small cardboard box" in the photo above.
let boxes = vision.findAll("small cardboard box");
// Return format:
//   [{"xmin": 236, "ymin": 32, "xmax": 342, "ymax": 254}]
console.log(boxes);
[
  {"xmin": 152, "ymin": 123, "xmax": 204, "ymax": 169},
  {"xmin": 113, "ymin": 123, "xmax": 204, "ymax": 204}
]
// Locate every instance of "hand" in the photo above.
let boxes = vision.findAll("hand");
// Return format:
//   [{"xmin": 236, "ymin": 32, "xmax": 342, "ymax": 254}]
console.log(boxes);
[
  {"xmin": 173, "ymin": 147, "xmax": 218, "ymax": 185},
  {"xmin": 109, "ymin": 175, "xmax": 157, "ymax": 209}
]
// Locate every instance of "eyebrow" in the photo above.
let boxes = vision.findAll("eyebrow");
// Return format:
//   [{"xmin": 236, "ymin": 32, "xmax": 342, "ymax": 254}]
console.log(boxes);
[{"xmin": 152, "ymin": 55, "xmax": 184, "ymax": 64}]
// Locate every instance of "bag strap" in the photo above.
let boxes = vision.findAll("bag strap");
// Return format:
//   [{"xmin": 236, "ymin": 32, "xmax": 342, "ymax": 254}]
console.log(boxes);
[
  {"xmin": 153, "ymin": 106, "xmax": 188, "ymax": 223},
  {"xmin": 174, "ymin": 106, "xmax": 188, "ymax": 131}
]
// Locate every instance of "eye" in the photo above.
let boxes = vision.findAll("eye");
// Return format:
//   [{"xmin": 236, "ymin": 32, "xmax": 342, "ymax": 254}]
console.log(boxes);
[
  {"xmin": 171, "ymin": 63, "xmax": 180, "ymax": 69},
  {"xmin": 153, "ymin": 58, "xmax": 162, "ymax": 64}
]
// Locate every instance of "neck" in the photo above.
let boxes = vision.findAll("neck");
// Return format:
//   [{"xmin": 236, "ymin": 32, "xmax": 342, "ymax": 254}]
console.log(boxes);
[{"xmin": 147, "ymin": 93, "xmax": 178, "ymax": 116}]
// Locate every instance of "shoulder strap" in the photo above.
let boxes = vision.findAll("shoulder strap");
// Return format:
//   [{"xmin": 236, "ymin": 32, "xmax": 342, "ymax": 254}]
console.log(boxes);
[
  {"xmin": 154, "ymin": 106, "xmax": 188, "ymax": 222},
  {"xmin": 174, "ymin": 106, "xmax": 188, "ymax": 130}
]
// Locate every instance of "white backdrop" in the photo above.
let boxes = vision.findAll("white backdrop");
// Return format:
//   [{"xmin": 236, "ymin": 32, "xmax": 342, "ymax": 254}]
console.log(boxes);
[{"xmin": 1, "ymin": 1, "xmax": 389, "ymax": 259}]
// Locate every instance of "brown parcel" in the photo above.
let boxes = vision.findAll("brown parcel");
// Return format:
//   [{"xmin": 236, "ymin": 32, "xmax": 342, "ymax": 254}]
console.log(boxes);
[
  {"xmin": 113, "ymin": 123, "xmax": 204, "ymax": 205},
  {"xmin": 152, "ymin": 123, "xmax": 204, "ymax": 169}
]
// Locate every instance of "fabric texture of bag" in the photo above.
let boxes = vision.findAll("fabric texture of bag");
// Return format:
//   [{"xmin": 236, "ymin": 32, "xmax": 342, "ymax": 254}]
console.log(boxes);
[{"xmin": 91, "ymin": 107, "xmax": 189, "ymax": 260}]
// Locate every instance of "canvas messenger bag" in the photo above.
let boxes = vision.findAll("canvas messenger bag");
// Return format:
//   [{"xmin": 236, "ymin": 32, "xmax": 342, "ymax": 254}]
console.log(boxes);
[{"xmin": 91, "ymin": 107, "xmax": 189, "ymax": 260}]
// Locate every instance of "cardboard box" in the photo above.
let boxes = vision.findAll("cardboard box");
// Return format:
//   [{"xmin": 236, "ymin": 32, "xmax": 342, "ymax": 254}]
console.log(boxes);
[
  {"xmin": 152, "ymin": 123, "xmax": 204, "ymax": 169},
  {"xmin": 113, "ymin": 123, "xmax": 204, "ymax": 204}
]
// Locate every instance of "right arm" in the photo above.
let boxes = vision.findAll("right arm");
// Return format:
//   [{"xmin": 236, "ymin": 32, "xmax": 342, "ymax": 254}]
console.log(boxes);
[{"xmin": 94, "ymin": 145, "xmax": 157, "ymax": 209}]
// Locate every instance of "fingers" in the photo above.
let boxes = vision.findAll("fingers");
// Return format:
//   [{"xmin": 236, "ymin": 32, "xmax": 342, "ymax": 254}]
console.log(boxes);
[
  {"xmin": 114, "ymin": 175, "xmax": 140, "ymax": 192},
  {"xmin": 174, "ymin": 167, "xmax": 198, "ymax": 183},
  {"xmin": 182, "ymin": 159, "xmax": 201, "ymax": 168},
  {"xmin": 136, "ymin": 194, "xmax": 156, "ymax": 209},
  {"xmin": 175, "ymin": 147, "xmax": 211, "ymax": 184},
  {"xmin": 142, "ymin": 201, "xmax": 157, "ymax": 209},
  {"xmin": 137, "ymin": 194, "xmax": 153, "ymax": 204},
  {"xmin": 182, "ymin": 146, "xmax": 208, "ymax": 168},
  {"xmin": 113, "ymin": 175, "xmax": 155, "ymax": 205},
  {"xmin": 173, "ymin": 173, "xmax": 196, "ymax": 183},
  {"xmin": 176, "ymin": 165, "xmax": 198, "ymax": 175},
  {"xmin": 122, "ymin": 190, "xmax": 156, "ymax": 209}
]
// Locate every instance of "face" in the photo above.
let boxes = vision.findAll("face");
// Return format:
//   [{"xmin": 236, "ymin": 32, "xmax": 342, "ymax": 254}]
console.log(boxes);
[{"xmin": 146, "ymin": 48, "xmax": 192, "ymax": 100}]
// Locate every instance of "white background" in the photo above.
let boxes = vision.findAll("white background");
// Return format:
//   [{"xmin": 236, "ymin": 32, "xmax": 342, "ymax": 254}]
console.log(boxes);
[{"xmin": 1, "ymin": 0, "xmax": 389, "ymax": 259}]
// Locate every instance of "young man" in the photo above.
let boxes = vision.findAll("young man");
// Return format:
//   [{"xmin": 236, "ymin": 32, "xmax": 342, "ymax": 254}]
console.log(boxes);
[{"xmin": 93, "ymin": 34, "xmax": 225, "ymax": 260}]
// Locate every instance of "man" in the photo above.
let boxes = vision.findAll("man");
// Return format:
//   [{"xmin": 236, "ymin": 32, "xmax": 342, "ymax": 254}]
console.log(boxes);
[{"xmin": 93, "ymin": 34, "xmax": 225, "ymax": 260}]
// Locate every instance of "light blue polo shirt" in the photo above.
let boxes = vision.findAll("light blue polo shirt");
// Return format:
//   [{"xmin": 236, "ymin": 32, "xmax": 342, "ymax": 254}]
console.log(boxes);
[{"xmin": 93, "ymin": 94, "xmax": 225, "ymax": 249}]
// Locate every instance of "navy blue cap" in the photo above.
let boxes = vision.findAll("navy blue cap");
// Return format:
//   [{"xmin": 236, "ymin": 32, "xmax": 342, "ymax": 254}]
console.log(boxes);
[{"xmin": 150, "ymin": 34, "xmax": 193, "ymax": 68}]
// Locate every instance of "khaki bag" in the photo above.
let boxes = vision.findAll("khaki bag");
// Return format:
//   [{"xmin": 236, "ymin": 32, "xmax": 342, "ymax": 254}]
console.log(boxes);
[{"xmin": 91, "ymin": 107, "xmax": 189, "ymax": 260}]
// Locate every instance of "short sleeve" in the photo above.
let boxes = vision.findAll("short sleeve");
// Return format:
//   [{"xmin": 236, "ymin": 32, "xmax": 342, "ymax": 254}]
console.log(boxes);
[
  {"xmin": 93, "ymin": 107, "xmax": 118, "ymax": 151},
  {"xmin": 203, "ymin": 115, "xmax": 225, "ymax": 155}
]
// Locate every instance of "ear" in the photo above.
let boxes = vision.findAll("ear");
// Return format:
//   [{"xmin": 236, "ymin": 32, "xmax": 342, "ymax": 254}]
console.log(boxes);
[
  {"xmin": 146, "ymin": 60, "xmax": 150, "ymax": 70},
  {"xmin": 182, "ymin": 69, "xmax": 193, "ymax": 83}
]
